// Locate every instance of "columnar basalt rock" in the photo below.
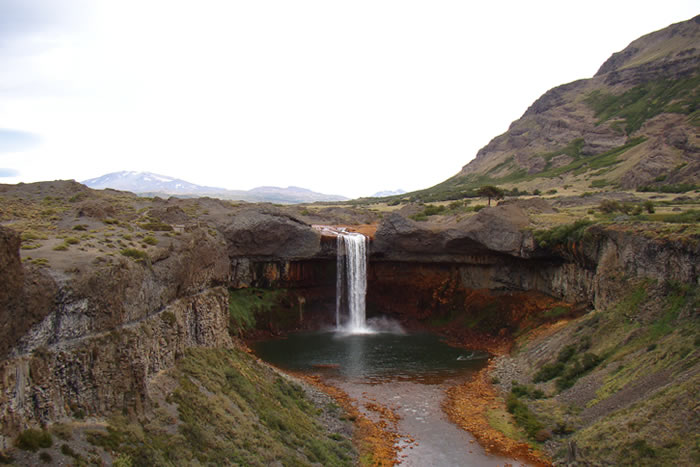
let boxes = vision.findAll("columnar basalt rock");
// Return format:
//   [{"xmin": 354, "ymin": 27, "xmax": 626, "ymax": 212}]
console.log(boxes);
[
  {"xmin": 0, "ymin": 223, "xmax": 233, "ymax": 438},
  {"xmin": 0, "ymin": 287, "xmax": 232, "ymax": 437}
]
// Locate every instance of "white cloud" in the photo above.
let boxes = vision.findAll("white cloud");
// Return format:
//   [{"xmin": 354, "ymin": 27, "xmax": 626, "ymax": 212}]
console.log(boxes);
[{"xmin": 0, "ymin": 0, "xmax": 697, "ymax": 197}]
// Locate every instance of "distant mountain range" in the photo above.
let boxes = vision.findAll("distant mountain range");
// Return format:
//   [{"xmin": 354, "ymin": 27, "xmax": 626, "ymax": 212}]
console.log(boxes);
[
  {"xmin": 371, "ymin": 189, "xmax": 406, "ymax": 197},
  {"xmin": 82, "ymin": 171, "xmax": 349, "ymax": 204}
]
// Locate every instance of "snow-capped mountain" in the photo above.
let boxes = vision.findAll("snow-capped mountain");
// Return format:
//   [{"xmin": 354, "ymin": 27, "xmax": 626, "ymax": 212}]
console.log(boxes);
[
  {"xmin": 82, "ymin": 171, "xmax": 223, "ymax": 195},
  {"xmin": 371, "ymin": 189, "xmax": 406, "ymax": 197},
  {"xmin": 82, "ymin": 171, "xmax": 349, "ymax": 204}
]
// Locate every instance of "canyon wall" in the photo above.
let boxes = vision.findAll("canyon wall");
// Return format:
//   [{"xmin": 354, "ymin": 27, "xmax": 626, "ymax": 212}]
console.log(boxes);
[
  {"xmin": 0, "ymin": 226, "xmax": 232, "ymax": 444},
  {"xmin": 2, "ymin": 200, "xmax": 698, "ymax": 442},
  {"xmin": 226, "ymin": 204, "xmax": 699, "ymax": 334}
]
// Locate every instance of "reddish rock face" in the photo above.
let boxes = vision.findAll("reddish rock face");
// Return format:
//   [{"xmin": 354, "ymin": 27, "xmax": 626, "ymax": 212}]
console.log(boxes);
[{"xmin": 367, "ymin": 262, "xmax": 568, "ymax": 338}]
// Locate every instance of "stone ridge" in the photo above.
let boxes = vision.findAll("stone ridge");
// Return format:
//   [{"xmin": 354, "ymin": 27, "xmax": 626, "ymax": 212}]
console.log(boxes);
[{"xmin": 595, "ymin": 14, "xmax": 700, "ymax": 76}]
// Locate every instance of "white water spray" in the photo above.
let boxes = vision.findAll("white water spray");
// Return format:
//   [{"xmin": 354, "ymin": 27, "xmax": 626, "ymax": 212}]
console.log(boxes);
[{"xmin": 335, "ymin": 231, "xmax": 370, "ymax": 333}]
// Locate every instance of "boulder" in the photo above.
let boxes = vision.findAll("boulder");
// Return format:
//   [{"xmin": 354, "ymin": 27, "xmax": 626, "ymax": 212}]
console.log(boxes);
[
  {"xmin": 373, "ymin": 205, "xmax": 536, "ymax": 261},
  {"xmin": 456, "ymin": 204, "xmax": 535, "ymax": 257},
  {"xmin": 223, "ymin": 208, "xmax": 321, "ymax": 258}
]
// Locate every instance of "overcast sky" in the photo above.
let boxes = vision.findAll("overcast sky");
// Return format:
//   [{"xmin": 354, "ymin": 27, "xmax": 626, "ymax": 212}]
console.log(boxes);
[{"xmin": 0, "ymin": 1, "xmax": 697, "ymax": 198}]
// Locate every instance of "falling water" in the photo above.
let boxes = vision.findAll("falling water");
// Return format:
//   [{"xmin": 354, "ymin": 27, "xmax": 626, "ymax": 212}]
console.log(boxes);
[{"xmin": 335, "ymin": 231, "xmax": 369, "ymax": 333}]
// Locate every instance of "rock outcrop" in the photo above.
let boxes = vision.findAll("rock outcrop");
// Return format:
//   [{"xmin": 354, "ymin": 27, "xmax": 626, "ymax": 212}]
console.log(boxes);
[
  {"xmin": 373, "ymin": 204, "xmax": 538, "ymax": 261},
  {"xmin": 0, "ymin": 227, "xmax": 58, "ymax": 360},
  {"xmin": 6, "ymin": 228, "xmax": 229, "ymax": 358},
  {"xmin": 223, "ymin": 208, "xmax": 321, "ymax": 259},
  {"xmin": 0, "ymin": 287, "xmax": 231, "ymax": 437},
  {"xmin": 0, "ymin": 218, "xmax": 232, "ymax": 439},
  {"xmin": 368, "ymin": 205, "xmax": 699, "ymax": 325}
]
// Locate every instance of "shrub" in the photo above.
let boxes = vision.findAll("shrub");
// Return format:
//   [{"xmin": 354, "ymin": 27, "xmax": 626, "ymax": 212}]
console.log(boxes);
[
  {"xmin": 506, "ymin": 393, "xmax": 544, "ymax": 438},
  {"xmin": 556, "ymin": 361, "xmax": 583, "ymax": 390},
  {"xmin": 637, "ymin": 183, "xmax": 697, "ymax": 193},
  {"xmin": 39, "ymin": 452, "xmax": 52, "ymax": 463},
  {"xmin": 120, "ymin": 248, "xmax": 149, "ymax": 261},
  {"xmin": 643, "ymin": 200, "xmax": 655, "ymax": 213},
  {"xmin": 113, "ymin": 453, "xmax": 134, "ymax": 467},
  {"xmin": 662, "ymin": 209, "xmax": 700, "ymax": 223},
  {"xmin": 557, "ymin": 344, "xmax": 576, "ymax": 363},
  {"xmin": 534, "ymin": 220, "xmax": 593, "ymax": 248},
  {"xmin": 51, "ymin": 424, "xmax": 73, "ymax": 441},
  {"xmin": 69, "ymin": 192, "xmax": 88, "ymax": 202},
  {"xmin": 511, "ymin": 383, "xmax": 546, "ymax": 399},
  {"xmin": 543, "ymin": 305, "xmax": 570, "ymax": 319},
  {"xmin": 143, "ymin": 235, "xmax": 158, "ymax": 246},
  {"xmin": 423, "ymin": 204, "xmax": 447, "ymax": 216},
  {"xmin": 160, "ymin": 311, "xmax": 176, "ymax": 327},
  {"xmin": 511, "ymin": 382, "xmax": 530, "ymax": 397},
  {"xmin": 61, "ymin": 443, "xmax": 77, "ymax": 457},
  {"xmin": 15, "ymin": 429, "xmax": 53, "ymax": 452},
  {"xmin": 139, "ymin": 222, "xmax": 172, "ymax": 231},
  {"xmin": 582, "ymin": 352, "xmax": 601, "ymax": 370},
  {"xmin": 555, "ymin": 352, "xmax": 601, "ymax": 391},
  {"xmin": 533, "ymin": 362, "xmax": 565, "ymax": 383},
  {"xmin": 534, "ymin": 428, "xmax": 552, "ymax": 442},
  {"xmin": 599, "ymin": 199, "xmax": 621, "ymax": 213},
  {"xmin": 630, "ymin": 439, "xmax": 657, "ymax": 458},
  {"xmin": 228, "ymin": 288, "xmax": 285, "ymax": 336}
]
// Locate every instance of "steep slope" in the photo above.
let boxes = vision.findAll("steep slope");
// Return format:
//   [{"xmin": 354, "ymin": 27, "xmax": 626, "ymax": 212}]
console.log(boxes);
[{"xmin": 418, "ymin": 15, "xmax": 699, "ymax": 200}]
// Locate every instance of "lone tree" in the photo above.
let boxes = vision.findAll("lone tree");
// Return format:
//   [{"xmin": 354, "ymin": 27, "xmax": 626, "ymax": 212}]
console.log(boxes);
[{"xmin": 477, "ymin": 185, "xmax": 504, "ymax": 206}]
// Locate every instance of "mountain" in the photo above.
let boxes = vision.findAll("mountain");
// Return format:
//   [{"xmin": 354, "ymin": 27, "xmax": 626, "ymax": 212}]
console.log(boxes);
[
  {"xmin": 82, "ymin": 171, "xmax": 349, "ymax": 204},
  {"xmin": 371, "ymin": 189, "xmax": 406, "ymax": 198},
  {"xmin": 414, "ymin": 15, "xmax": 699, "ymax": 201},
  {"xmin": 82, "ymin": 171, "xmax": 224, "ymax": 195}
]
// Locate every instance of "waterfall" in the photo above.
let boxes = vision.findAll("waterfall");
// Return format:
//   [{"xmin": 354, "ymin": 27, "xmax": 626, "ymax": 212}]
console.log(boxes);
[{"xmin": 335, "ymin": 231, "xmax": 370, "ymax": 333}]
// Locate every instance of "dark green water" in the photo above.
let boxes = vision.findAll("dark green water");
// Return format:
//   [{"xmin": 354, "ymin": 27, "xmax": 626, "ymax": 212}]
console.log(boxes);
[{"xmin": 252, "ymin": 331, "xmax": 489, "ymax": 383}]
